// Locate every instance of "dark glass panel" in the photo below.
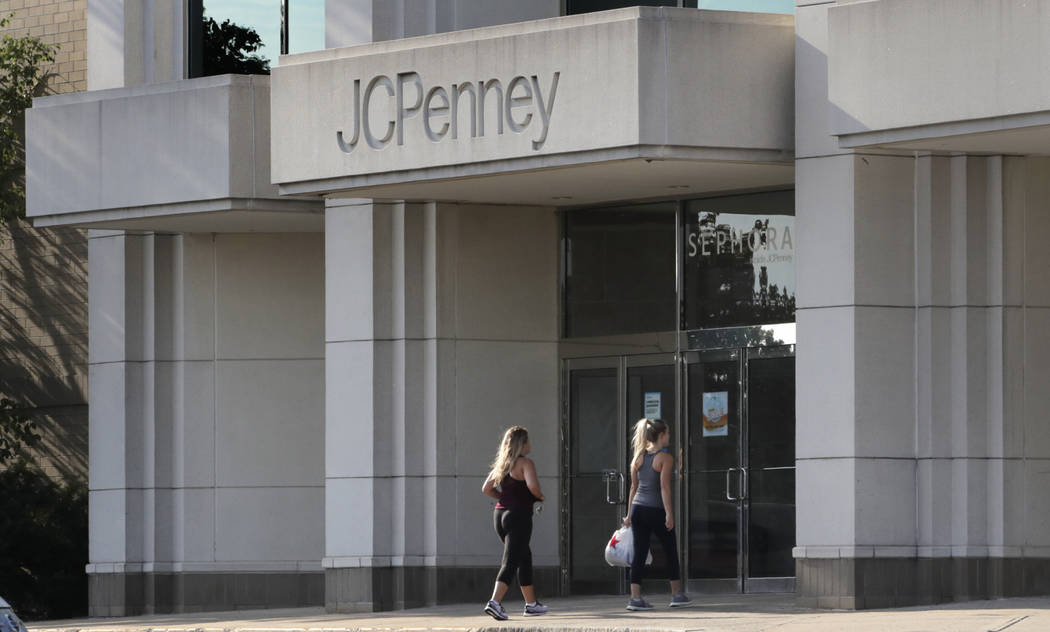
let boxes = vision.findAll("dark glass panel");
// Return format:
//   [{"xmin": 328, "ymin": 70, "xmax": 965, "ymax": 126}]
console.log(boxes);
[
  {"xmin": 569, "ymin": 368, "xmax": 621, "ymax": 593},
  {"xmin": 567, "ymin": 0, "xmax": 678, "ymax": 15},
  {"xmin": 746, "ymin": 355, "xmax": 795, "ymax": 578},
  {"xmin": 683, "ymin": 191, "xmax": 795, "ymax": 330},
  {"xmin": 564, "ymin": 206, "xmax": 677, "ymax": 338},
  {"xmin": 686, "ymin": 359, "xmax": 740, "ymax": 579}
]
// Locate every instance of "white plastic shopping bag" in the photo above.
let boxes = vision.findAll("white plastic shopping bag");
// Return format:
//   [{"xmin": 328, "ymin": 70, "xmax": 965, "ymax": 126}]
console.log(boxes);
[{"xmin": 604, "ymin": 526, "xmax": 653, "ymax": 567}]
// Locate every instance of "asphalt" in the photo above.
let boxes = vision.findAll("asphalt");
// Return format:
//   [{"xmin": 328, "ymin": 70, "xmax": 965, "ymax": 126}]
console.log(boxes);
[{"xmin": 27, "ymin": 593, "xmax": 1050, "ymax": 632}]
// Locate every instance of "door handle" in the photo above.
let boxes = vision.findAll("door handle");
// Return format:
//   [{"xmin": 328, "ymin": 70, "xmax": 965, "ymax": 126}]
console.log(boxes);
[
  {"xmin": 602, "ymin": 469, "xmax": 622, "ymax": 505},
  {"xmin": 726, "ymin": 467, "xmax": 746, "ymax": 501},
  {"xmin": 617, "ymin": 471, "xmax": 626, "ymax": 504}
]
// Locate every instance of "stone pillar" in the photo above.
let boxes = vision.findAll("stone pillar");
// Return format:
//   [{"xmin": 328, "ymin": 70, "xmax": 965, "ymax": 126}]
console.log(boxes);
[
  {"xmin": 88, "ymin": 232, "xmax": 326, "ymax": 615},
  {"xmin": 796, "ymin": 1, "xmax": 1050, "ymax": 607},
  {"xmin": 323, "ymin": 199, "xmax": 432, "ymax": 611},
  {"xmin": 323, "ymin": 200, "xmax": 560, "ymax": 611}
]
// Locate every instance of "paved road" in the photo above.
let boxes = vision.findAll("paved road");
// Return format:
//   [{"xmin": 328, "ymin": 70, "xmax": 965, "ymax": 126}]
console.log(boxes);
[{"xmin": 28, "ymin": 593, "xmax": 1050, "ymax": 632}]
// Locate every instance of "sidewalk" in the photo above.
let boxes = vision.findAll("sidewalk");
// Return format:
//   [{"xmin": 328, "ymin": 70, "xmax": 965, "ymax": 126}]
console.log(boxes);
[{"xmin": 28, "ymin": 593, "xmax": 1050, "ymax": 632}]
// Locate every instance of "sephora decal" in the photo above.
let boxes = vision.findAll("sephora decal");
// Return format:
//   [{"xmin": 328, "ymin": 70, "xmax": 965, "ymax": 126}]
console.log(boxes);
[
  {"xmin": 683, "ymin": 212, "xmax": 796, "ymax": 329},
  {"xmin": 337, "ymin": 71, "xmax": 561, "ymax": 153}
]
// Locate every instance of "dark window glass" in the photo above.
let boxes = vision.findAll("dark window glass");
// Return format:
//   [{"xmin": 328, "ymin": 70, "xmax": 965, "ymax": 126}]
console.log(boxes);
[
  {"xmin": 682, "ymin": 191, "xmax": 795, "ymax": 330},
  {"xmin": 564, "ymin": 205, "xmax": 676, "ymax": 338},
  {"xmin": 567, "ymin": 0, "xmax": 678, "ymax": 15}
]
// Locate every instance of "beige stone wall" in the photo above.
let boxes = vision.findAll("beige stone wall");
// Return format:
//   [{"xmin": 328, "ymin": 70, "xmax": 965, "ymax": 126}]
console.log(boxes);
[
  {"xmin": 0, "ymin": 0, "xmax": 87, "ymax": 93},
  {"xmin": 1, "ymin": 0, "xmax": 88, "ymax": 479}
]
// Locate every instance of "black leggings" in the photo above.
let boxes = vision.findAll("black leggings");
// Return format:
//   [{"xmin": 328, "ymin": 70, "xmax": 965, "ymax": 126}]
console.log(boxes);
[
  {"xmin": 494, "ymin": 508, "xmax": 534, "ymax": 586},
  {"xmin": 629, "ymin": 503, "xmax": 681, "ymax": 585}
]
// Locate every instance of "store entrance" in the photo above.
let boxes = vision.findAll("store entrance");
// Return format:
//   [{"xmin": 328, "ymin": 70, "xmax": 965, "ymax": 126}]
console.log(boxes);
[{"xmin": 562, "ymin": 346, "xmax": 795, "ymax": 595}]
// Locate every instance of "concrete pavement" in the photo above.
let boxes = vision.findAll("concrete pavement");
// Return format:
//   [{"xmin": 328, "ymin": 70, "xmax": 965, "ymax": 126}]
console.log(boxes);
[{"xmin": 28, "ymin": 593, "xmax": 1050, "ymax": 632}]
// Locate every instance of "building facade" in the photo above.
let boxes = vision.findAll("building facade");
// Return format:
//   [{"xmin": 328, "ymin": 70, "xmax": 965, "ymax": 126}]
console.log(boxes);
[
  {"xmin": 1, "ymin": 0, "xmax": 89, "ymax": 482},
  {"xmin": 21, "ymin": 0, "xmax": 1050, "ymax": 615}
]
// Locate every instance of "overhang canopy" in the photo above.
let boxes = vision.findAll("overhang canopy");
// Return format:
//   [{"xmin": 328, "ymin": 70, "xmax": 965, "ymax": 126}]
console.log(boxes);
[
  {"xmin": 829, "ymin": 0, "xmax": 1050, "ymax": 155},
  {"xmin": 26, "ymin": 75, "xmax": 323, "ymax": 231},
  {"xmin": 271, "ymin": 7, "xmax": 796, "ymax": 205}
]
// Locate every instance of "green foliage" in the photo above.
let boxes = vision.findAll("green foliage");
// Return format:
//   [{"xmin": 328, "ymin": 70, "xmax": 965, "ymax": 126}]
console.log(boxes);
[
  {"xmin": 0, "ymin": 397, "xmax": 39, "ymax": 465},
  {"xmin": 0, "ymin": 13, "xmax": 58, "ymax": 224},
  {"xmin": 203, "ymin": 13, "xmax": 270, "ymax": 76},
  {"xmin": 0, "ymin": 460, "xmax": 88, "ymax": 620}
]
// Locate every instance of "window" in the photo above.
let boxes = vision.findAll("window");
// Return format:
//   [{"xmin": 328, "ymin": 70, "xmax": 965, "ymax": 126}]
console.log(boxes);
[
  {"xmin": 564, "ymin": 204, "xmax": 678, "ymax": 338},
  {"xmin": 682, "ymin": 191, "xmax": 795, "ymax": 330},
  {"xmin": 189, "ymin": 0, "xmax": 325, "ymax": 78},
  {"xmin": 567, "ymin": 0, "xmax": 794, "ymax": 14}
]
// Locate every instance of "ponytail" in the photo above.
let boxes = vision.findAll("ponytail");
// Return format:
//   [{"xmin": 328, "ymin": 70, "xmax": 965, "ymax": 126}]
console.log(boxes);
[{"xmin": 631, "ymin": 418, "xmax": 668, "ymax": 468}]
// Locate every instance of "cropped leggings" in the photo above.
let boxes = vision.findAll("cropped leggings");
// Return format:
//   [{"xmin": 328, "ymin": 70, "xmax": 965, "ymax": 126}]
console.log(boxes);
[
  {"xmin": 629, "ymin": 504, "xmax": 681, "ymax": 584},
  {"xmin": 494, "ymin": 508, "xmax": 534, "ymax": 586}
]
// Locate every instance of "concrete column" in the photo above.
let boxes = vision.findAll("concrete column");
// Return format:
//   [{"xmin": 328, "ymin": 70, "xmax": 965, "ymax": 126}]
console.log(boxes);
[
  {"xmin": 88, "ymin": 232, "xmax": 326, "ymax": 614},
  {"xmin": 323, "ymin": 200, "xmax": 560, "ymax": 611}
]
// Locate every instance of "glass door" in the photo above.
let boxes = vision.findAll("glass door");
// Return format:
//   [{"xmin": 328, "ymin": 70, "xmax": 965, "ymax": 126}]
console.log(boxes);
[
  {"xmin": 625, "ymin": 356, "xmax": 679, "ymax": 586},
  {"xmin": 744, "ymin": 346, "xmax": 796, "ymax": 592},
  {"xmin": 683, "ymin": 345, "xmax": 796, "ymax": 593},
  {"xmin": 684, "ymin": 349, "xmax": 743, "ymax": 592},
  {"xmin": 562, "ymin": 353, "xmax": 678, "ymax": 595},
  {"xmin": 564, "ymin": 357, "xmax": 622, "ymax": 594}
]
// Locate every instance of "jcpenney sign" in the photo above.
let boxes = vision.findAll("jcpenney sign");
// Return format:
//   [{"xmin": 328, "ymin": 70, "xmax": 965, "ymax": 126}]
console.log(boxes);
[{"xmin": 337, "ymin": 71, "xmax": 560, "ymax": 153}]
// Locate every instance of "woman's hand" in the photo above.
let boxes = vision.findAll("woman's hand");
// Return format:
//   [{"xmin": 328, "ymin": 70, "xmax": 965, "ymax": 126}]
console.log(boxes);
[
  {"xmin": 665, "ymin": 514, "xmax": 674, "ymax": 531},
  {"xmin": 622, "ymin": 514, "xmax": 631, "ymax": 527}
]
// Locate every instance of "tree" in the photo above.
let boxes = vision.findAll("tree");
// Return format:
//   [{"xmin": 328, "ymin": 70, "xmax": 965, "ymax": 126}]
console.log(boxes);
[
  {"xmin": 203, "ymin": 13, "xmax": 270, "ymax": 76},
  {"xmin": 0, "ymin": 13, "xmax": 57, "ymax": 224}
]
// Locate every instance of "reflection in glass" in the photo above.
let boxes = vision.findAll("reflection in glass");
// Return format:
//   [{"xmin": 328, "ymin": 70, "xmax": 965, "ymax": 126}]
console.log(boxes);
[
  {"xmin": 564, "ymin": 205, "xmax": 677, "ymax": 338},
  {"xmin": 683, "ymin": 192, "xmax": 795, "ymax": 330},
  {"xmin": 192, "ymin": 0, "xmax": 325, "ymax": 77}
]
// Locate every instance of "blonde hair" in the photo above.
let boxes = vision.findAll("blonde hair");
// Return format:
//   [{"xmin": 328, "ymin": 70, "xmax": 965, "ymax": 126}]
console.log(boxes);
[
  {"xmin": 487, "ymin": 426, "xmax": 529, "ymax": 487},
  {"xmin": 632, "ymin": 418, "xmax": 668, "ymax": 467}
]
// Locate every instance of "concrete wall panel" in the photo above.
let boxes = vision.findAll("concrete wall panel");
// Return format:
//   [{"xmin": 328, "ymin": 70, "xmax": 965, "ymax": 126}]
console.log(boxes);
[
  {"xmin": 214, "ymin": 234, "xmax": 325, "ymax": 360},
  {"xmin": 795, "ymin": 155, "xmax": 854, "ymax": 309},
  {"xmin": 215, "ymin": 360, "xmax": 324, "ymax": 487},
  {"xmin": 796, "ymin": 458, "xmax": 855, "ymax": 547},
  {"xmin": 795, "ymin": 307, "xmax": 854, "ymax": 459},
  {"xmin": 453, "ymin": 341, "xmax": 558, "ymax": 475},
  {"xmin": 215, "ymin": 487, "xmax": 325, "ymax": 562},
  {"xmin": 453, "ymin": 206, "xmax": 558, "ymax": 341}
]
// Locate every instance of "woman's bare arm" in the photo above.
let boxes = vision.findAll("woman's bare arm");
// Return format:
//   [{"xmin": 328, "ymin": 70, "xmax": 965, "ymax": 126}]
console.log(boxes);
[
  {"xmin": 624, "ymin": 459, "xmax": 640, "ymax": 526},
  {"xmin": 657, "ymin": 452, "xmax": 674, "ymax": 530},
  {"xmin": 522, "ymin": 458, "xmax": 545, "ymax": 502},
  {"xmin": 481, "ymin": 475, "xmax": 500, "ymax": 500}
]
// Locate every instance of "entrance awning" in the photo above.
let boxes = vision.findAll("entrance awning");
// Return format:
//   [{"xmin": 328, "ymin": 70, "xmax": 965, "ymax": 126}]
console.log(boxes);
[
  {"xmin": 828, "ymin": 0, "xmax": 1050, "ymax": 156},
  {"xmin": 271, "ymin": 7, "xmax": 795, "ymax": 205}
]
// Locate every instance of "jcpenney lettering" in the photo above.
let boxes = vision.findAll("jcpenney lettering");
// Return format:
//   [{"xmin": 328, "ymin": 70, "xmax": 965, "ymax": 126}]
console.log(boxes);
[{"xmin": 337, "ymin": 71, "xmax": 560, "ymax": 153}]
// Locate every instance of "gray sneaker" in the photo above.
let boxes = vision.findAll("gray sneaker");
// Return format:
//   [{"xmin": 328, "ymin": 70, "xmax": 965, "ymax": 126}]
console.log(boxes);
[
  {"xmin": 626, "ymin": 597, "xmax": 654, "ymax": 611},
  {"xmin": 669, "ymin": 593, "xmax": 693, "ymax": 607},
  {"xmin": 484, "ymin": 600, "xmax": 508, "ymax": 620},
  {"xmin": 523, "ymin": 601, "xmax": 548, "ymax": 616}
]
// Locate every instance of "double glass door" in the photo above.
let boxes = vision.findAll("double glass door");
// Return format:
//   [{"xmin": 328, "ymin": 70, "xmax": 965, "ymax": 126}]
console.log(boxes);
[{"xmin": 562, "ymin": 346, "xmax": 795, "ymax": 595}]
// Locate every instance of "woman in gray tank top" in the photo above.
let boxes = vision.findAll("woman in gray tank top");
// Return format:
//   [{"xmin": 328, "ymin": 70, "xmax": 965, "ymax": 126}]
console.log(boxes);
[{"xmin": 622, "ymin": 418, "xmax": 691, "ymax": 611}]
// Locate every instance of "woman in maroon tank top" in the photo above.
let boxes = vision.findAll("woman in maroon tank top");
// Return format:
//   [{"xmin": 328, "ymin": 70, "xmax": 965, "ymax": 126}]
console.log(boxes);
[{"xmin": 480, "ymin": 426, "xmax": 548, "ymax": 620}]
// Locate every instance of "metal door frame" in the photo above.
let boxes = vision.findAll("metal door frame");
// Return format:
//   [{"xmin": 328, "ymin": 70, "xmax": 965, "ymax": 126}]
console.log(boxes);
[
  {"xmin": 560, "ymin": 352, "xmax": 678, "ymax": 595},
  {"xmin": 680, "ymin": 342, "xmax": 796, "ymax": 595},
  {"xmin": 741, "ymin": 344, "xmax": 796, "ymax": 594}
]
